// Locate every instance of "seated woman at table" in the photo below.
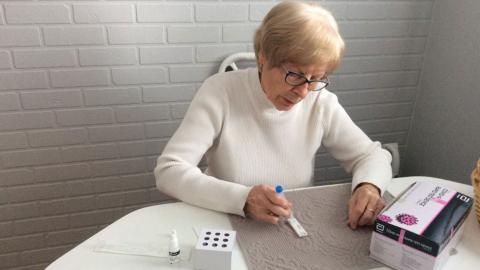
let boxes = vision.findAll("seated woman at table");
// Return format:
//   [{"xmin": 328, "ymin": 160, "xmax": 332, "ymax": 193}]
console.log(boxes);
[{"xmin": 154, "ymin": 0, "xmax": 392, "ymax": 229}]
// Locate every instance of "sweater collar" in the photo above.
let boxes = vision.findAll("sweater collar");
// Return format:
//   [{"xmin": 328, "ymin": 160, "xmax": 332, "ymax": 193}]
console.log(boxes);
[{"xmin": 247, "ymin": 67, "xmax": 292, "ymax": 115}]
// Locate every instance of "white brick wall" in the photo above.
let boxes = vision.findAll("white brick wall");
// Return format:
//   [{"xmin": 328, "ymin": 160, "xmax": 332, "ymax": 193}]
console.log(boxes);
[
  {"xmin": 21, "ymin": 90, "xmax": 83, "ymax": 109},
  {"xmin": 0, "ymin": 111, "xmax": 55, "ymax": 131},
  {"xmin": 83, "ymin": 87, "xmax": 141, "ymax": 106},
  {"xmin": 60, "ymin": 144, "xmax": 117, "ymax": 163},
  {"xmin": 50, "ymin": 69, "xmax": 110, "ymax": 88},
  {"xmin": 0, "ymin": 93, "xmax": 20, "ymax": 112},
  {"xmin": 0, "ymin": 27, "xmax": 41, "ymax": 47},
  {"xmin": 140, "ymin": 46, "xmax": 194, "ymax": 64},
  {"xmin": 14, "ymin": 49, "xmax": 76, "ymax": 69},
  {"xmin": 73, "ymin": 4, "xmax": 135, "ymax": 23},
  {"xmin": 195, "ymin": 4, "xmax": 248, "ymax": 22},
  {"xmin": 5, "ymin": 4, "xmax": 71, "ymax": 24},
  {"xmin": 137, "ymin": 4, "xmax": 193, "ymax": 23},
  {"xmin": 43, "ymin": 26, "xmax": 106, "ymax": 46},
  {"xmin": 0, "ymin": 1, "xmax": 434, "ymax": 269},
  {"xmin": 88, "ymin": 124, "xmax": 144, "ymax": 143},
  {"xmin": 111, "ymin": 66, "xmax": 167, "ymax": 85},
  {"xmin": 27, "ymin": 128, "xmax": 87, "ymax": 147},
  {"xmin": 108, "ymin": 26, "xmax": 164, "ymax": 44},
  {"xmin": 0, "ymin": 71, "xmax": 48, "ymax": 90},
  {"xmin": 79, "ymin": 48, "xmax": 137, "ymax": 66},
  {"xmin": 168, "ymin": 25, "xmax": 220, "ymax": 43},
  {"xmin": 0, "ymin": 50, "xmax": 12, "ymax": 69},
  {"xmin": 0, "ymin": 133, "xmax": 27, "ymax": 151}
]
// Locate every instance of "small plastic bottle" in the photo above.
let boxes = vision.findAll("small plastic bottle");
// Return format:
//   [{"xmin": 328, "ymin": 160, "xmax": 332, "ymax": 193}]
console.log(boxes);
[{"xmin": 168, "ymin": 229, "xmax": 180, "ymax": 264}]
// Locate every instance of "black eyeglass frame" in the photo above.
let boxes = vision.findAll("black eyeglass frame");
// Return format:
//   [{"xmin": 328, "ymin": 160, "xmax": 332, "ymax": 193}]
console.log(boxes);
[{"xmin": 282, "ymin": 66, "xmax": 330, "ymax": 92}]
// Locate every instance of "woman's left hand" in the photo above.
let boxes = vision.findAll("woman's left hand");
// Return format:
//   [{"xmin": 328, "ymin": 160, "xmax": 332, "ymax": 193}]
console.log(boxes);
[{"xmin": 347, "ymin": 183, "xmax": 384, "ymax": 229}]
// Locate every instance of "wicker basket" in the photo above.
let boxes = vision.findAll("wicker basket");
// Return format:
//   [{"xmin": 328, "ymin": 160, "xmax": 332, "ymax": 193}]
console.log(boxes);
[{"xmin": 472, "ymin": 159, "xmax": 480, "ymax": 223}]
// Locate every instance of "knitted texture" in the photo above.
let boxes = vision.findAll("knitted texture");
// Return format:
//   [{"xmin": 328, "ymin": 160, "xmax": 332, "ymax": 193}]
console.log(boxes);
[{"xmin": 229, "ymin": 184, "xmax": 382, "ymax": 270}]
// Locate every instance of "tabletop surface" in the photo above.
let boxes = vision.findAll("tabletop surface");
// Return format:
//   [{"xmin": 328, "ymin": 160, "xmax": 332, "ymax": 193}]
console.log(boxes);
[{"xmin": 46, "ymin": 176, "xmax": 480, "ymax": 270}]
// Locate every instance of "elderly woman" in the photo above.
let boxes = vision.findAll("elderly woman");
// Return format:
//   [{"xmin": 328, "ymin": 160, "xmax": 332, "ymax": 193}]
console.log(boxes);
[{"xmin": 155, "ymin": 0, "xmax": 392, "ymax": 229}]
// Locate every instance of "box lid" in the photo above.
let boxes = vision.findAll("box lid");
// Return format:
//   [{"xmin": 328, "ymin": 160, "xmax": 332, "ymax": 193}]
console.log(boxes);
[{"xmin": 374, "ymin": 181, "xmax": 473, "ymax": 255}]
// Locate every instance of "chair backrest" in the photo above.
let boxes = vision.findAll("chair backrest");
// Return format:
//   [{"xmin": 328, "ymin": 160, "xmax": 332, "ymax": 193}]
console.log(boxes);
[
  {"xmin": 382, "ymin": 143, "xmax": 400, "ymax": 177},
  {"xmin": 218, "ymin": 52, "xmax": 256, "ymax": 73}
]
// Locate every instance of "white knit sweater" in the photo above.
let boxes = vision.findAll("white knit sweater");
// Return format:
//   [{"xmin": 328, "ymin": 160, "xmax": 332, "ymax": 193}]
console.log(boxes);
[{"xmin": 154, "ymin": 68, "xmax": 392, "ymax": 216}]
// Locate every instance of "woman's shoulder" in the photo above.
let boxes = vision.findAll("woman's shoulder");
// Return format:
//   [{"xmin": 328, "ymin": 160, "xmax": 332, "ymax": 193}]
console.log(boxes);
[
  {"xmin": 193, "ymin": 68, "xmax": 252, "ymax": 106},
  {"xmin": 315, "ymin": 89, "xmax": 340, "ymax": 106},
  {"xmin": 196, "ymin": 69, "xmax": 253, "ymax": 102},
  {"xmin": 309, "ymin": 89, "xmax": 346, "ymax": 122},
  {"xmin": 204, "ymin": 68, "xmax": 251, "ymax": 87}
]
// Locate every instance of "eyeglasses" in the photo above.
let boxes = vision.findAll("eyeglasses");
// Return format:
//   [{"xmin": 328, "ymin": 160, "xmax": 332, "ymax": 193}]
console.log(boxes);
[{"xmin": 282, "ymin": 66, "xmax": 329, "ymax": 92}]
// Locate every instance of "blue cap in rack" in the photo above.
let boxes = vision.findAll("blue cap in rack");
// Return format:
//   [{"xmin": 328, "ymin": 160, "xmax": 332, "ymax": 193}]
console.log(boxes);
[{"xmin": 275, "ymin": 185, "xmax": 283, "ymax": 193}]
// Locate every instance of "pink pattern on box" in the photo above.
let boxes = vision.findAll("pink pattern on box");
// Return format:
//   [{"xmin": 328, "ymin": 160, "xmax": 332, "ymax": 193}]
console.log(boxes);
[{"xmin": 432, "ymin": 198, "xmax": 448, "ymax": 205}]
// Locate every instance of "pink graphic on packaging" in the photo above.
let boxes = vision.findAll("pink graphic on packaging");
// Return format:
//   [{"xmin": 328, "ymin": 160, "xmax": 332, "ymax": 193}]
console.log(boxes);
[
  {"xmin": 377, "ymin": 214, "xmax": 393, "ymax": 223},
  {"xmin": 380, "ymin": 182, "xmax": 457, "ymax": 235},
  {"xmin": 432, "ymin": 198, "xmax": 448, "ymax": 205},
  {"xmin": 396, "ymin": 213, "xmax": 418, "ymax": 225},
  {"xmin": 398, "ymin": 229, "xmax": 406, "ymax": 243}
]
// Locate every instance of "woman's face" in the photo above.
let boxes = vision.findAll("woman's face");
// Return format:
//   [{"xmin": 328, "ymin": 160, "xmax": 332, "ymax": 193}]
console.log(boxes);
[{"xmin": 259, "ymin": 59, "xmax": 328, "ymax": 111}]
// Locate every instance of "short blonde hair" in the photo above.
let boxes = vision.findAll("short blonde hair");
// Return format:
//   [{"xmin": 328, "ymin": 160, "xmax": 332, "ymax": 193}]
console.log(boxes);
[{"xmin": 254, "ymin": 0, "xmax": 345, "ymax": 73}]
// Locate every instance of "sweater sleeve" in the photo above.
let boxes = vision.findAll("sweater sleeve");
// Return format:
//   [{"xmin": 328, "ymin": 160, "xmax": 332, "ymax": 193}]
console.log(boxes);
[
  {"xmin": 320, "ymin": 93, "xmax": 392, "ymax": 195},
  {"xmin": 154, "ymin": 76, "xmax": 251, "ymax": 216}
]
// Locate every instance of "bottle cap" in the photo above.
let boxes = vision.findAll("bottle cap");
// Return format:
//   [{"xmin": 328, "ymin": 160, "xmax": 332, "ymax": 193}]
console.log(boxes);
[{"xmin": 275, "ymin": 185, "xmax": 283, "ymax": 193}]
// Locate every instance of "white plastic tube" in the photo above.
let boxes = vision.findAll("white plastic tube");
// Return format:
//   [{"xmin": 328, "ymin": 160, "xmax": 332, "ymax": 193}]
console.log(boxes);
[
  {"xmin": 168, "ymin": 230, "xmax": 180, "ymax": 264},
  {"xmin": 275, "ymin": 185, "xmax": 308, "ymax": 237}
]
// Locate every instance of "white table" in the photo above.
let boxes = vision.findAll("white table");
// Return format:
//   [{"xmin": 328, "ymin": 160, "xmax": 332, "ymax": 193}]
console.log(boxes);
[{"xmin": 46, "ymin": 177, "xmax": 480, "ymax": 270}]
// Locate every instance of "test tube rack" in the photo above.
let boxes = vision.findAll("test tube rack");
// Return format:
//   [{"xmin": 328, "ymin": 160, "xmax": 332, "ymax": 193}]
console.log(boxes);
[{"xmin": 192, "ymin": 228, "xmax": 236, "ymax": 270}]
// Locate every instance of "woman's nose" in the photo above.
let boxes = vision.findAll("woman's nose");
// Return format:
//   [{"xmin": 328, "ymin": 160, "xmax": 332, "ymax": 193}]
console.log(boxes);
[{"xmin": 292, "ymin": 83, "xmax": 309, "ymax": 98}]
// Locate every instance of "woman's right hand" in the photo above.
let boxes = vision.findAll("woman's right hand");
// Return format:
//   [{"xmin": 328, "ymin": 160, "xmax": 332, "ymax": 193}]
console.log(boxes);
[{"xmin": 244, "ymin": 184, "xmax": 292, "ymax": 224}]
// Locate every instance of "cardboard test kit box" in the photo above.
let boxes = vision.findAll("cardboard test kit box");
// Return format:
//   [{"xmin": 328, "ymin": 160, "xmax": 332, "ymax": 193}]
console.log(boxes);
[{"xmin": 370, "ymin": 181, "xmax": 473, "ymax": 270}]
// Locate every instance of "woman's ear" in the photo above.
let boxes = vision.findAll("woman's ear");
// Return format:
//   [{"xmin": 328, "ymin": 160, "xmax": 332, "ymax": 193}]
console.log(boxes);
[{"xmin": 258, "ymin": 51, "xmax": 265, "ymax": 71}]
